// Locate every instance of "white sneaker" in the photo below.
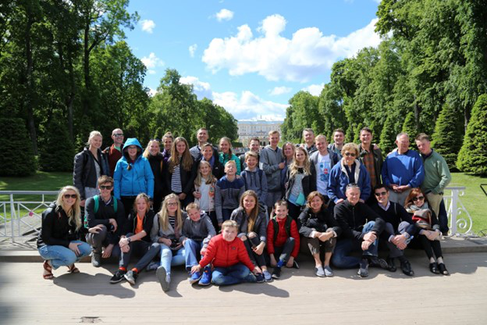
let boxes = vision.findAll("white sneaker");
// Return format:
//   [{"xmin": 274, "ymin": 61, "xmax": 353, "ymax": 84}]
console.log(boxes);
[{"xmin": 315, "ymin": 265, "xmax": 325, "ymax": 277}]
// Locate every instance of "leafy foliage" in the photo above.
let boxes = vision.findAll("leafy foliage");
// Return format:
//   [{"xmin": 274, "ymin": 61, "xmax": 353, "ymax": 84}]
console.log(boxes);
[{"xmin": 0, "ymin": 118, "xmax": 36, "ymax": 176}]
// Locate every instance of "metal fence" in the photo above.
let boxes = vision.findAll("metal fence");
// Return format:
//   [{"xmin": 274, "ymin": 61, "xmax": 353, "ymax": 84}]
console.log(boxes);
[{"xmin": 0, "ymin": 187, "xmax": 476, "ymax": 242}]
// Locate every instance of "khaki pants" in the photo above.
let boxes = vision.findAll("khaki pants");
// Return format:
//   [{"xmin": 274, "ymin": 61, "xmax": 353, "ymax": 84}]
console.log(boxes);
[{"xmin": 426, "ymin": 192, "xmax": 443, "ymax": 217}]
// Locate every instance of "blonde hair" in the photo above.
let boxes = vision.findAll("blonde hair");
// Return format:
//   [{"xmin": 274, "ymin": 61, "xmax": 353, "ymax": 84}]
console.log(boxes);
[
  {"xmin": 86, "ymin": 130, "xmax": 102, "ymax": 147},
  {"xmin": 289, "ymin": 146, "xmax": 311, "ymax": 178},
  {"xmin": 186, "ymin": 202, "xmax": 200, "ymax": 212},
  {"xmin": 143, "ymin": 139, "xmax": 161, "ymax": 159},
  {"xmin": 133, "ymin": 193, "xmax": 151, "ymax": 216},
  {"xmin": 158, "ymin": 194, "xmax": 183, "ymax": 232},
  {"xmin": 195, "ymin": 160, "xmax": 217, "ymax": 186},
  {"xmin": 244, "ymin": 151, "xmax": 259, "ymax": 161},
  {"xmin": 221, "ymin": 219, "xmax": 238, "ymax": 230},
  {"xmin": 219, "ymin": 137, "xmax": 233, "ymax": 156},
  {"xmin": 282, "ymin": 141, "xmax": 295, "ymax": 160},
  {"xmin": 169, "ymin": 137, "xmax": 193, "ymax": 172},
  {"xmin": 239, "ymin": 190, "xmax": 259, "ymax": 232},
  {"xmin": 341, "ymin": 143, "xmax": 359, "ymax": 157},
  {"xmin": 56, "ymin": 186, "xmax": 82, "ymax": 231}
]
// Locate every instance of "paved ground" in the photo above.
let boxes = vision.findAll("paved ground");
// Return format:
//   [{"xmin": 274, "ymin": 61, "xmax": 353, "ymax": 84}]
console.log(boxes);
[{"xmin": 0, "ymin": 252, "xmax": 486, "ymax": 324}]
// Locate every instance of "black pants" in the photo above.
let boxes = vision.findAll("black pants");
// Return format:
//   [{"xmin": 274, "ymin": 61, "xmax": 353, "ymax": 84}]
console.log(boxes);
[
  {"xmin": 121, "ymin": 196, "xmax": 137, "ymax": 218},
  {"xmin": 120, "ymin": 236, "xmax": 161, "ymax": 271},
  {"xmin": 243, "ymin": 233, "xmax": 266, "ymax": 267},
  {"xmin": 419, "ymin": 235, "xmax": 443, "ymax": 259},
  {"xmin": 272, "ymin": 237, "xmax": 295, "ymax": 264}
]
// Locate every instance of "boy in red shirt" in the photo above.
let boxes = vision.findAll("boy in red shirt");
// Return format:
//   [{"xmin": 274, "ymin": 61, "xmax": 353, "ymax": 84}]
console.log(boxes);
[
  {"xmin": 267, "ymin": 200, "xmax": 300, "ymax": 279},
  {"xmin": 191, "ymin": 220, "xmax": 264, "ymax": 286}
]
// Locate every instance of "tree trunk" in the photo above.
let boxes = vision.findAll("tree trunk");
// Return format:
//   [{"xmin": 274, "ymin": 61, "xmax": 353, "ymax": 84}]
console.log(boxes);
[{"xmin": 25, "ymin": 13, "xmax": 38, "ymax": 155}]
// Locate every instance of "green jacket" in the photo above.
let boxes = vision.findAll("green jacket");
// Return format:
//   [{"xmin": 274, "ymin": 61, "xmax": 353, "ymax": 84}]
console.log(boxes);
[{"xmin": 420, "ymin": 149, "xmax": 451, "ymax": 194}]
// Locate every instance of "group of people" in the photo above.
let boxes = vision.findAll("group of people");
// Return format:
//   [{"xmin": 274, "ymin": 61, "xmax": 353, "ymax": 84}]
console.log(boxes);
[{"xmin": 38, "ymin": 126, "xmax": 452, "ymax": 291}]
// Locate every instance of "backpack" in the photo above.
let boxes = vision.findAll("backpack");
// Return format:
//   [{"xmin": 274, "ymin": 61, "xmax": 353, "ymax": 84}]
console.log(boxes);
[
  {"xmin": 271, "ymin": 215, "xmax": 293, "ymax": 243},
  {"xmin": 83, "ymin": 195, "xmax": 118, "ymax": 228}
]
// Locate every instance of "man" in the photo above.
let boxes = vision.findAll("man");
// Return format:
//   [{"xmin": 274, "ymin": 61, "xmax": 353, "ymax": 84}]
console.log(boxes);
[
  {"xmin": 240, "ymin": 137, "xmax": 261, "ymax": 170},
  {"xmin": 85, "ymin": 175, "xmax": 125, "ymax": 267},
  {"xmin": 104, "ymin": 128, "xmax": 124, "ymax": 176},
  {"xmin": 301, "ymin": 128, "xmax": 317, "ymax": 154},
  {"xmin": 309, "ymin": 134, "xmax": 339, "ymax": 202},
  {"xmin": 332, "ymin": 184, "xmax": 389, "ymax": 277},
  {"xmin": 190, "ymin": 127, "xmax": 218, "ymax": 160},
  {"xmin": 415, "ymin": 133, "xmax": 451, "ymax": 234},
  {"xmin": 371, "ymin": 184, "xmax": 415, "ymax": 276},
  {"xmin": 358, "ymin": 127, "xmax": 383, "ymax": 205},
  {"xmin": 328, "ymin": 128, "xmax": 345, "ymax": 159},
  {"xmin": 382, "ymin": 132, "xmax": 424, "ymax": 205},
  {"xmin": 260, "ymin": 130, "xmax": 285, "ymax": 212}
]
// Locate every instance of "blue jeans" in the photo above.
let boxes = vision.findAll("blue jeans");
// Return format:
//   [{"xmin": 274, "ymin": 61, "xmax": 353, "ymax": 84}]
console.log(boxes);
[
  {"xmin": 184, "ymin": 239, "xmax": 203, "ymax": 270},
  {"xmin": 331, "ymin": 221, "xmax": 379, "ymax": 269},
  {"xmin": 159, "ymin": 244, "xmax": 186, "ymax": 275},
  {"xmin": 38, "ymin": 240, "xmax": 91, "ymax": 269},
  {"xmin": 212, "ymin": 263, "xmax": 255, "ymax": 286}
]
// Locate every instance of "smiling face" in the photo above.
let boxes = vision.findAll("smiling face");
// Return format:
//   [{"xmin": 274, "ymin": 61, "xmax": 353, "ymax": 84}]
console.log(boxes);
[
  {"xmin": 136, "ymin": 197, "xmax": 148, "ymax": 214},
  {"xmin": 346, "ymin": 186, "xmax": 360, "ymax": 205},
  {"xmin": 412, "ymin": 194, "xmax": 425, "ymax": 207},
  {"xmin": 197, "ymin": 129, "xmax": 209, "ymax": 144},
  {"xmin": 334, "ymin": 131, "xmax": 344, "ymax": 146},
  {"xmin": 98, "ymin": 182, "xmax": 113, "ymax": 200},
  {"xmin": 176, "ymin": 140, "xmax": 186, "ymax": 155},
  {"xmin": 62, "ymin": 190, "xmax": 77, "ymax": 209},
  {"xmin": 360, "ymin": 130, "xmax": 372, "ymax": 146},
  {"xmin": 294, "ymin": 148, "xmax": 306, "ymax": 164},
  {"xmin": 274, "ymin": 205, "xmax": 288, "ymax": 219},
  {"xmin": 187, "ymin": 208, "xmax": 201, "ymax": 222},
  {"xmin": 269, "ymin": 133, "xmax": 280, "ymax": 148},
  {"xmin": 163, "ymin": 137, "xmax": 172, "ymax": 151},
  {"xmin": 374, "ymin": 187, "xmax": 389, "ymax": 205},
  {"xmin": 343, "ymin": 149, "xmax": 357, "ymax": 166},
  {"xmin": 309, "ymin": 195, "xmax": 324, "ymax": 212},
  {"xmin": 166, "ymin": 198, "xmax": 179, "ymax": 215},
  {"xmin": 127, "ymin": 145, "xmax": 138, "ymax": 159},
  {"xmin": 219, "ymin": 139, "xmax": 230, "ymax": 154},
  {"xmin": 283, "ymin": 143, "xmax": 294, "ymax": 159},
  {"xmin": 199, "ymin": 162, "xmax": 211, "ymax": 177},
  {"xmin": 396, "ymin": 134, "xmax": 410, "ymax": 154},
  {"xmin": 303, "ymin": 130, "xmax": 314, "ymax": 145},
  {"xmin": 202, "ymin": 145, "xmax": 213, "ymax": 160},
  {"xmin": 90, "ymin": 135, "xmax": 102, "ymax": 150},
  {"xmin": 111, "ymin": 129, "xmax": 124, "ymax": 146},
  {"xmin": 415, "ymin": 139, "xmax": 432, "ymax": 155},
  {"xmin": 316, "ymin": 136, "xmax": 328, "ymax": 154},
  {"xmin": 149, "ymin": 141, "xmax": 160, "ymax": 156},
  {"xmin": 245, "ymin": 156, "xmax": 258, "ymax": 169},
  {"xmin": 242, "ymin": 194, "xmax": 256, "ymax": 212},
  {"xmin": 249, "ymin": 140, "xmax": 260, "ymax": 152}
]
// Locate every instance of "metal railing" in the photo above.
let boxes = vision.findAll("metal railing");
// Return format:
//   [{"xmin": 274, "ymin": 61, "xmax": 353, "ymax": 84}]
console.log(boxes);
[{"xmin": 443, "ymin": 186, "xmax": 474, "ymax": 236}]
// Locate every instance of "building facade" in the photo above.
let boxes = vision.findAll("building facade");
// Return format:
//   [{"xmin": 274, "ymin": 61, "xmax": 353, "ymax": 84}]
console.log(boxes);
[{"xmin": 237, "ymin": 118, "xmax": 283, "ymax": 146}]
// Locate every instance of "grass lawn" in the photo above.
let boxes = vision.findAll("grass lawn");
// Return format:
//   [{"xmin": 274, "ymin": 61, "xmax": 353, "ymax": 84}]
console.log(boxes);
[{"xmin": 1, "ymin": 171, "xmax": 486, "ymax": 235}]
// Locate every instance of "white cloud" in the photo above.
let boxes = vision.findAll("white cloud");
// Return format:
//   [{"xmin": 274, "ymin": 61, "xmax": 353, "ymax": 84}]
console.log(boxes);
[
  {"xmin": 147, "ymin": 88, "xmax": 157, "ymax": 97},
  {"xmin": 203, "ymin": 15, "xmax": 381, "ymax": 82},
  {"xmin": 141, "ymin": 52, "xmax": 164, "ymax": 75},
  {"xmin": 189, "ymin": 44, "xmax": 197, "ymax": 58},
  {"xmin": 215, "ymin": 9, "xmax": 234, "ymax": 22},
  {"xmin": 269, "ymin": 86, "xmax": 292, "ymax": 96},
  {"xmin": 179, "ymin": 76, "xmax": 213, "ymax": 99},
  {"xmin": 302, "ymin": 83, "xmax": 324, "ymax": 96},
  {"xmin": 140, "ymin": 19, "xmax": 155, "ymax": 33}
]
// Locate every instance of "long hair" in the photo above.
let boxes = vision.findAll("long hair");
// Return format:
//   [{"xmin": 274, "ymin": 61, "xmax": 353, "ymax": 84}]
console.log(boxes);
[
  {"xmin": 169, "ymin": 137, "xmax": 193, "ymax": 172},
  {"xmin": 133, "ymin": 193, "xmax": 151, "ymax": 216},
  {"xmin": 86, "ymin": 130, "xmax": 102, "ymax": 147},
  {"xmin": 158, "ymin": 194, "xmax": 183, "ymax": 232},
  {"xmin": 194, "ymin": 160, "xmax": 217, "ymax": 186},
  {"xmin": 282, "ymin": 141, "xmax": 295, "ymax": 160},
  {"xmin": 405, "ymin": 188, "xmax": 427, "ymax": 208},
  {"xmin": 56, "ymin": 186, "xmax": 82, "ymax": 231},
  {"xmin": 289, "ymin": 146, "xmax": 311, "ymax": 178},
  {"xmin": 143, "ymin": 139, "xmax": 160, "ymax": 159},
  {"xmin": 239, "ymin": 190, "xmax": 259, "ymax": 232},
  {"xmin": 219, "ymin": 137, "xmax": 233, "ymax": 156}
]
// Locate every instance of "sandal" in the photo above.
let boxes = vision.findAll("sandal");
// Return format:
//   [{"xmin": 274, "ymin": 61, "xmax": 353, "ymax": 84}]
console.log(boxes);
[
  {"xmin": 438, "ymin": 263, "xmax": 450, "ymax": 276},
  {"xmin": 67, "ymin": 264, "xmax": 80, "ymax": 274},
  {"xmin": 43, "ymin": 260, "xmax": 54, "ymax": 280},
  {"xmin": 429, "ymin": 262, "xmax": 440, "ymax": 274}
]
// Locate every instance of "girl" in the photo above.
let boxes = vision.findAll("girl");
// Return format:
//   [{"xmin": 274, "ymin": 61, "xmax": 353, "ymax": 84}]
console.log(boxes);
[
  {"xmin": 38, "ymin": 186, "xmax": 91, "ymax": 279},
  {"xmin": 298, "ymin": 191, "xmax": 341, "ymax": 277},
  {"xmin": 193, "ymin": 160, "xmax": 218, "ymax": 231},
  {"xmin": 110, "ymin": 193, "xmax": 159, "ymax": 286},
  {"xmin": 73, "ymin": 130, "xmax": 110, "ymax": 206},
  {"xmin": 230, "ymin": 190, "xmax": 270, "ymax": 281},
  {"xmin": 267, "ymin": 200, "xmax": 300, "ymax": 279},
  {"xmin": 151, "ymin": 194, "xmax": 187, "ymax": 292},
  {"xmin": 201, "ymin": 142, "xmax": 224, "ymax": 179},
  {"xmin": 143, "ymin": 139, "xmax": 165, "ymax": 212},
  {"xmin": 219, "ymin": 137, "xmax": 241, "ymax": 175},
  {"xmin": 280, "ymin": 141, "xmax": 295, "ymax": 194},
  {"xmin": 215, "ymin": 160, "xmax": 245, "ymax": 225},
  {"xmin": 165, "ymin": 137, "xmax": 197, "ymax": 207},
  {"xmin": 284, "ymin": 146, "xmax": 316, "ymax": 223},
  {"xmin": 405, "ymin": 188, "xmax": 449, "ymax": 275}
]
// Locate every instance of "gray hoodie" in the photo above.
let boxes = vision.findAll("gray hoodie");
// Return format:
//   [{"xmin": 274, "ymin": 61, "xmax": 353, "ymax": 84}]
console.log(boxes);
[
  {"xmin": 180, "ymin": 212, "xmax": 216, "ymax": 248},
  {"xmin": 259, "ymin": 145, "xmax": 283, "ymax": 192}
]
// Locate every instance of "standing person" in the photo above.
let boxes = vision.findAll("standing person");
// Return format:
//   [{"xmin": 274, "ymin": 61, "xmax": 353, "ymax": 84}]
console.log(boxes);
[
  {"xmin": 165, "ymin": 137, "xmax": 198, "ymax": 207},
  {"xmin": 200, "ymin": 142, "xmax": 224, "ymax": 179},
  {"xmin": 298, "ymin": 192, "xmax": 341, "ymax": 277},
  {"xmin": 328, "ymin": 128, "xmax": 345, "ymax": 159},
  {"xmin": 283, "ymin": 146, "xmax": 316, "ymax": 223},
  {"xmin": 260, "ymin": 130, "xmax": 285, "ymax": 213},
  {"xmin": 240, "ymin": 151, "xmax": 268, "ymax": 209},
  {"xmin": 382, "ymin": 132, "xmax": 425, "ymax": 206},
  {"xmin": 230, "ymin": 190, "xmax": 270, "ymax": 281},
  {"xmin": 189, "ymin": 127, "xmax": 218, "ymax": 160},
  {"xmin": 280, "ymin": 141, "xmax": 296, "ymax": 194},
  {"xmin": 415, "ymin": 133, "xmax": 451, "ymax": 234},
  {"xmin": 143, "ymin": 139, "xmax": 165, "ymax": 212},
  {"xmin": 104, "ymin": 128, "xmax": 124, "ymax": 176},
  {"xmin": 193, "ymin": 160, "xmax": 218, "ymax": 232},
  {"xmin": 161, "ymin": 132, "xmax": 173, "ymax": 163},
  {"xmin": 309, "ymin": 134, "xmax": 340, "ymax": 204},
  {"xmin": 240, "ymin": 137, "xmax": 261, "ymax": 170},
  {"xmin": 110, "ymin": 193, "xmax": 160, "ymax": 286},
  {"xmin": 73, "ymin": 130, "xmax": 110, "ymax": 207},
  {"xmin": 215, "ymin": 161, "xmax": 245, "ymax": 226},
  {"xmin": 38, "ymin": 186, "xmax": 91, "ymax": 279},
  {"xmin": 219, "ymin": 136, "xmax": 241, "ymax": 175},
  {"xmin": 358, "ymin": 127, "xmax": 383, "ymax": 203},
  {"xmin": 113, "ymin": 138, "xmax": 154, "ymax": 216},
  {"xmin": 85, "ymin": 176, "xmax": 125, "ymax": 267},
  {"xmin": 301, "ymin": 128, "xmax": 317, "ymax": 154}
]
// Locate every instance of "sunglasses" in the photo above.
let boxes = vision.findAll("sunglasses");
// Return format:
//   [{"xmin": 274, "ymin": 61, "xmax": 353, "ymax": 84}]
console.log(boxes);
[
  {"xmin": 344, "ymin": 152, "xmax": 356, "ymax": 157},
  {"xmin": 374, "ymin": 191, "xmax": 387, "ymax": 197},
  {"xmin": 412, "ymin": 196, "xmax": 425, "ymax": 202},
  {"xmin": 63, "ymin": 194, "xmax": 77, "ymax": 199},
  {"xmin": 100, "ymin": 185, "xmax": 113, "ymax": 190},
  {"xmin": 113, "ymin": 133, "xmax": 124, "ymax": 137}
]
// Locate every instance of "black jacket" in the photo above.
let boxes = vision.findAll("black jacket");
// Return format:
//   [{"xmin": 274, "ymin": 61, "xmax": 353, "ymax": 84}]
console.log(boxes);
[
  {"xmin": 148, "ymin": 153, "xmax": 165, "ymax": 195},
  {"xmin": 298, "ymin": 206, "xmax": 342, "ymax": 237},
  {"xmin": 37, "ymin": 204, "xmax": 86, "ymax": 248},
  {"xmin": 85, "ymin": 196, "xmax": 126, "ymax": 245},
  {"xmin": 73, "ymin": 148, "xmax": 110, "ymax": 200},
  {"xmin": 164, "ymin": 156, "xmax": 198, "ymax": 197},
  {"xmin": 371, "ymin": 202, "xmax": 417, "ymax": 237},
  {"xmin": 334, "ymin": 200, "xmax": 385, "ymax": 240},
  {"xmin": 284, "ymin": 165, "xmax": 317, "ymax": 202},
  {"xmin": 122, "ymin": 209, "xmax": 155, "ymax": 243}
]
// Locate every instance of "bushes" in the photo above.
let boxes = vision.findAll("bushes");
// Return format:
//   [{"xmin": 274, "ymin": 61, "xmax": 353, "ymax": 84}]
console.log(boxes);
[
  {"xmin": 0, "ymin": 118, "xmax": 36, "ymax": 176},
  {"xmin": 432, "ymin": 103, "xmax": 463, "ymax": 170}
]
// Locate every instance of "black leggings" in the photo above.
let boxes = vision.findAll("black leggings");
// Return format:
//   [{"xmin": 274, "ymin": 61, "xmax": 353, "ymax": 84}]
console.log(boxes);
[
  {"xmin": 419, "ymin": 235, "xmax": 443, "ymax": 259},
  {"xmin": 243, "ymin": 233, "xmax": 266, "ymax": 267}
]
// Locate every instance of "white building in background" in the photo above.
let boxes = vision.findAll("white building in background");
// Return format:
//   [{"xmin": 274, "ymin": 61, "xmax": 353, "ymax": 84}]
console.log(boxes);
[{"xmin": 238, "ymin": 117, "xmax": 283, "ymax": 146}]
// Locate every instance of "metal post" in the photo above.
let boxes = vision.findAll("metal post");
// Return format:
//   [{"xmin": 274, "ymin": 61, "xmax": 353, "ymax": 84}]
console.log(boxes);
[
  {"xmin": 9, "ymin": 194, "xmax": 15, "ymax": 243},
  {"xmin": 450, "ymin": 189, "xmax": 458, "ymax": 235}
]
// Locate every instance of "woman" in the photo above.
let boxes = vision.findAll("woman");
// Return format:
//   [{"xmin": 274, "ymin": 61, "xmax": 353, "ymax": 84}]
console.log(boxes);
[
  {"xmin": 230, "ymin": 190, "xmax": 271, "ymax": 281},
  {"xmin": 281, "ymin": 141, "xmax": 295, "ymax": 195},
  {"xmin": 219, "ymin": 137, "xmax": 241, "ymax": 175},
  {"xmin": 164, "ymin": 137, "xmax": 197, "ymax": 207},
  {"xmin": 328, "ymin": 143, "xmax": 371, "ymax": 205},
  {"xmin": 298, "ymin": 191, "xmax": 341, "ymax": 277},
  {"xmin": 37, "ymin": 186, "xmax": 91, "ymax": 279},
  {"xmin": 405, "ymin": 188, "xmax": 449, "ymax": 275},
  {"xmin": 113, "ymin": 138, "xmax": 154, "ymax": 216},
  {"xmin": 161, "ymin": 132, "xmax": 173, "ymax": 163},
  {"xmin": 201, "ymin": 142, "xmax": 224, "ymax": 179},
  {"xmin": 143, "ymin": 139, "xmax": 165, "ymax": 212},
  {"xmin": 110, "ymin": 193, "xmax": 160, "ymax": 286},
  {"xmin": 150, "ymin": 194, "xmax": 187, "ymax": 292},
  {"xmin": 284, "ymin": 146, "xmax": 316, "ymax": 223},
  {"xmin": 73, "ymin": 130, "xmax": 110, "ymax": 206}
]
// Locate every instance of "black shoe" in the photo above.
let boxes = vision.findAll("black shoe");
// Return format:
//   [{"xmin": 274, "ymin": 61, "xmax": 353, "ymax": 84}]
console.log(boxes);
[
  {"xmin": 255, "ymin": 273, "xmax": 265, "ymax": 283},
  {"xmin": 272, "ymin": 267, "xmax": 281, "ymax": 279},
  {"xmin": 369, "ymin": 257, "xmax": 389, "ymax": 270},
  {"xmin": 110, "ymin": 270, "xmax": 126, "ymax": 284},
  {"xmin": 400, "ymin": 259, "xmax": 414, "ymax": 276},
  {"xmin": 357, "ymin": 258, "xmax": 369, "ymax": 278},
  {"xmin": 429, "ymin": 262, "xmax": 440, "ymax": 274},
  {"xmin": 438, "ymin": 263, "xmax": 449, "ymax": 276},
  {"xmin": 387, "ymin": 257, "xmax": 397, "ymax": 272}
]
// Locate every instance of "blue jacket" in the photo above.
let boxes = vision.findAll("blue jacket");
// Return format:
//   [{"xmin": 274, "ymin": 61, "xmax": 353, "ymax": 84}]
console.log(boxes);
[
  {"xmin": 381, "ymin": 149, "xmax": 424, "ymax": 188},
  {"xmin": 113, "ymin": 138, "xmax": 154, "ymax": 199},
  {"xmin": 328, "ymin": 159, "xmax": 371, "ymax": 203}
]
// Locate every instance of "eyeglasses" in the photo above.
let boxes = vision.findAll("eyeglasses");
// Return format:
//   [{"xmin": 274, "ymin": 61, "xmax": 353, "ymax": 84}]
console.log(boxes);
[
  {"xmin": 113, "ymin": 133, "xmax": 124, "ymax": 137},
  {"xmin": 63, "ymin": 194, "xmax": 77, "ymax": 199},
  {"xmin": 374, "ymin": 191, "xmax": 387, "ymax": 197},
  {"xmin": 412, "ymin": 196, "xmax": 425, "ymax": 202},
  {"xmin": 344, "ymin": 152, "xmax": 356, "ymax": 157},
  {"xmin": 100, "ymin": 185, "xmax": 113, "ymax": 190}
]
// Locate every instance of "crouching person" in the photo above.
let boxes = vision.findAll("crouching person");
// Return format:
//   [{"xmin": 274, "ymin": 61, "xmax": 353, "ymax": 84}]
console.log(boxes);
[
  {"xmin": 191, "ymin": 220, "xmax": 263, "ymax": 286},
  {"xmin": 182, "ymin": 202, "xmax": 216, "ymax": 286}
]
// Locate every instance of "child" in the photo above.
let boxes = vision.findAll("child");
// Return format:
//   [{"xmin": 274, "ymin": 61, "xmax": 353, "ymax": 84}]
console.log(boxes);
[
  {"xmin": 191, "ymin": 220, "xmax": 263, "ymax": 286},
  {"xmin": 240, "ymin": 151, "xmax": 268, "ymax": 209},
  {"xmin": 182, "ymin": 202, "xmax": 216, "ymax": 286},
  {"xmin": 193, "ymin": 160, "xmax": 218, "ymax": 231},
  {"xmin": 267, "ymin": 200, "xmax": 300, "ymax": 279},
  {"xmin": 215, "ymin": 160, "xmax": 245, "ymax": 226},
  {"xmin": 219, "ymin": 137, "xmax": 241, "ymax": 175}
]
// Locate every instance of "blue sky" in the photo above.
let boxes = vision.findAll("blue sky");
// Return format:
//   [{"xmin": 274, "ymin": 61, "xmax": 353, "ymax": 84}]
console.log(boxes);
[{"xmin": 125, "ymin": 0, "xmax": 382, "ymax": 121}]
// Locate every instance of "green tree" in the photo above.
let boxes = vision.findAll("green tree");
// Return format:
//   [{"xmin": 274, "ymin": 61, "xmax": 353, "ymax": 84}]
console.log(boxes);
[
  {"xmin": 379, "ymin": 114, "xmax": 398, "ymax": 154},
  {"xmin": 402, "ymin": 111, "xmax": 418, "ymax": 143},
  {"xmin": 38, "ymin": 114, "xmax": 75, "ymax": 172},
  {"xmin": 0, "ymin": 118, "xmax": 36, "ymax": 176}
]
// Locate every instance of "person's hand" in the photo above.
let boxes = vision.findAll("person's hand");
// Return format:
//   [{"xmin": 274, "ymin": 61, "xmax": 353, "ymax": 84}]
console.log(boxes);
[
  {"xmin": 119, "ymin": 237, "xmax": 130, "ymax": 247},
  {"xmin": 193, "ymin": 191, "xmax": 201, "ymax": 199},
  {"xmin": 252, "ymin": 266, "xmax": 262, "ymax": 275},
  {"xmin": 278, "ymin": 162, "xmax": 285, "ymax": 169},
  {"xmin": 269, "ymin": 254, "xmax": 277, "ymax": 267},
  {"xmin": 240, "ymin": 235, "xmax": 247, "ymax": 241},
  {"xmin": 318, "ymin": 232, "xmax": 333, "ymax": 242},
  {"xmin": 88, "ymin": 225, "xmax": 103, "ymax": 234},
  {"xmin": 286, "ymin": 256, "xmax": 294, "ymax": 268},
  {"xmin": 160, "ymin": 238, "xmax": 172, "ymax": 246},
  {"xmin": 392, "ymin": 234, "xmax": 407, "ymax": 250},
  {"xmin": 108, "ymin": 218, "xmax": 118, "ymax": 232},
  {"xmin": 102, "ymin": 244, "xmax": 114, "ymax": 258},
  {"xmin": 391, "ymin": 184, "xmax": 399, "ymax": 192},
  {"xmin": 69, "ymin": 242, "xmax": 81, "ymax": 256},
  {"xmin": 191, "ymin": 265, "xmax": 202, "ymax": 274},
  {"xmin": 80, "ymin": 200, "xmax": 86, "ymax": 207},
  {"xmin": 361, "ymin": 240, "xmax": 372, "ymax": 251},
  {"xmin": 252, "ymin": 242, "xmax": 265, "ymax": 255},
  {"xmin": 425, "ymin": 230, "xmax": 439, "ymax": 241},
  {"xmin": 336, "ymin": 199, "xmax": 344, "ymax": 205},
  {"xmin": 178, "ymin": 193, "xmax": 186, "ymax": 200},
  {"xmin": 363, "ymin": 232, "xmax": 377, "ymax": 243}
]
